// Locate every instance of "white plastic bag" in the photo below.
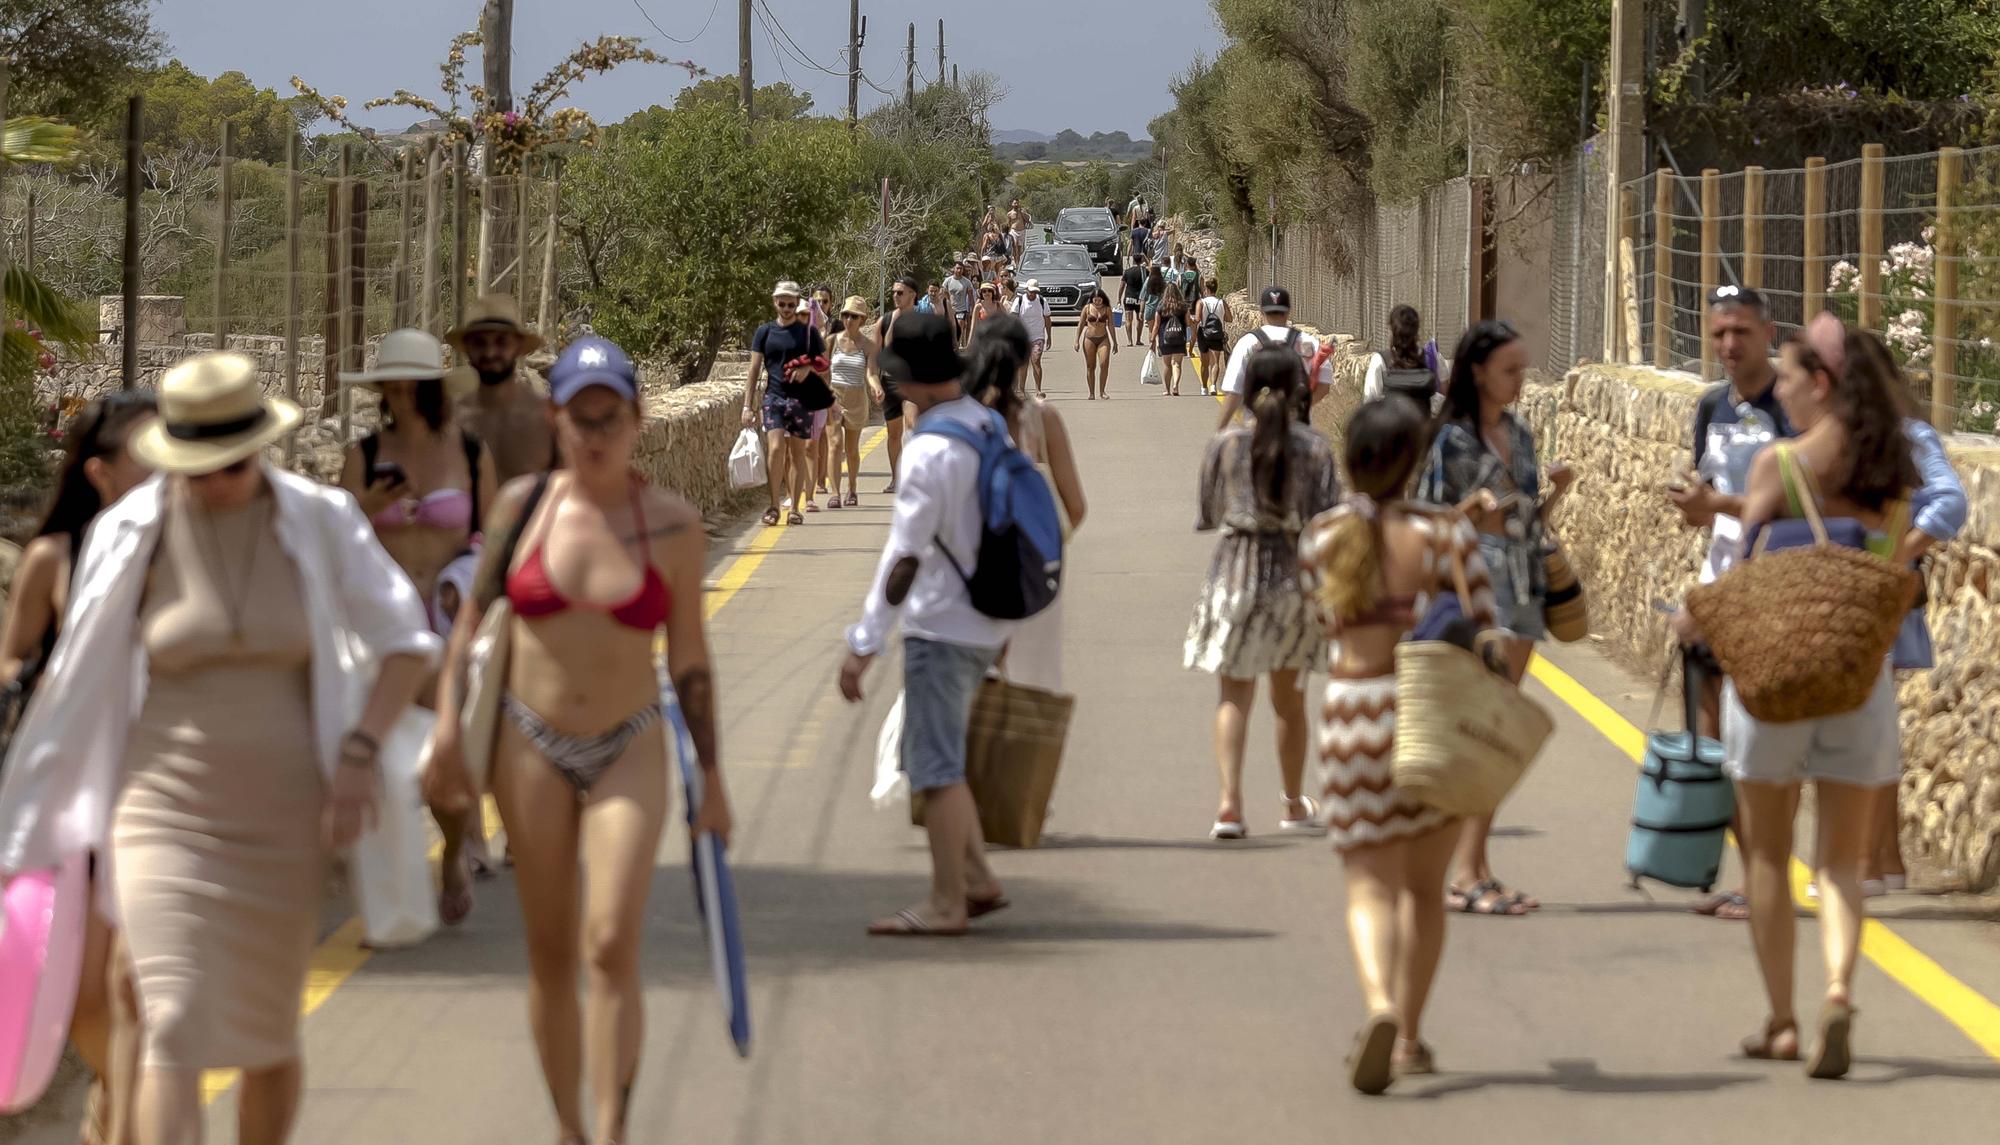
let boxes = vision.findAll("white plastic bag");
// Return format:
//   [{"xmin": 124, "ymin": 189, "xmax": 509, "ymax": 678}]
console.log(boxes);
[
  {"xmin": 349, "ymin": 708, "xmax": 441, "ymax": 949},
  {"xmin": 1139, "ymin": 349, "xmax": 1163, "ymax": 386},
  {"xmin": 869, "ymin": 693, "xmax": 908, "ymax": 809},
  {"xmin": 728, "ymin": 428, "xmax": 767, "ymax": 490}
]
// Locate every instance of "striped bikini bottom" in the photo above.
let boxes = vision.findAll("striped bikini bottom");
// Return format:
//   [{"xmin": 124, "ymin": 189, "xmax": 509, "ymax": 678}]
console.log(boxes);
[{"xmin": 500, "ymin": 694, "xmax": 664, "ymax": 799}]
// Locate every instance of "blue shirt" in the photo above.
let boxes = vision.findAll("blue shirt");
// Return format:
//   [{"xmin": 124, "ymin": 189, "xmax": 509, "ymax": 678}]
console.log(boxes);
[{"xmin": 1894, "ymin": 418, "xmax": 1967, "ymax": 669}]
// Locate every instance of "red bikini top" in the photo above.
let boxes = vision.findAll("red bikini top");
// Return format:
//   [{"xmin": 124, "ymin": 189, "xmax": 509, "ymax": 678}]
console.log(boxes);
[{"xmin": 506, "ymin": 480, "xmax": 672, "ymax": 631}]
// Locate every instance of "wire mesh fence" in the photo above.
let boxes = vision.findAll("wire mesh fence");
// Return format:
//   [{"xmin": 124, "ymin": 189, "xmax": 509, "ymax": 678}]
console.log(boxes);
[
  {"xmin": 1627, "ymin": 144, "xmax": 2000, "ymax": 433},
  {"xmin": 4, "ymin": 138, "xmax": 564, "ymax": 431}
]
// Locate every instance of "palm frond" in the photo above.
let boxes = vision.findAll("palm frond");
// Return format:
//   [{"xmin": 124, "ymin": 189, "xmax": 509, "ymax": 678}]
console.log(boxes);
[
  {"xmin": 5, "ymin": 268, "xmax": 95, "ymax": 351},
  {"xmin": 3, "ymin": 117, "xmax": 83, "ymax": 166}
]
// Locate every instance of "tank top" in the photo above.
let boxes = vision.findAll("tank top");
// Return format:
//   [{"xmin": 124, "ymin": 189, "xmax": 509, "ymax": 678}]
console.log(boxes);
[{"xmin": 829, "ymin": 341, "xmax": 868, "ymax": 388}]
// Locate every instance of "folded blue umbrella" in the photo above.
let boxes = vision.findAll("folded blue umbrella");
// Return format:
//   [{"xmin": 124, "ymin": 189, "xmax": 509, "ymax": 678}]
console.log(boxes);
[{"xmin": 660, "ymin": 675, "xmax": 751, "ymax": 1058}]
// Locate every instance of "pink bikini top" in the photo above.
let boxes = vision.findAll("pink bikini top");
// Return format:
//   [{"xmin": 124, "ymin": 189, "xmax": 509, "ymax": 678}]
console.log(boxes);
[{"xmin": 371, "ymin": 488, "xmax": 475, "ymax": 532}]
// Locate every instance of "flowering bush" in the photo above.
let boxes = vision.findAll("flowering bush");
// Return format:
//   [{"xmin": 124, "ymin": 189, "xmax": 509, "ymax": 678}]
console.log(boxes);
[{"xmin": 1823, "ymin": 225, "xmax": 2000, "ymax": 433}]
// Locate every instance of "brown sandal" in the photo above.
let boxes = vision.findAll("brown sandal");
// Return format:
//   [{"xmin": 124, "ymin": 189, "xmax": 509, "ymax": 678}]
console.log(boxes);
[
  {"xmin": 1740, "ymin": 1016, "xmax": 1801, "ymax": 1061},
  {"xmin": 1807, "ymin": 999, "xmax": 1855, "ymax": 1079},
  {"xmin": 761, "ymin": 507, "xmax": 781, "ymax": 526}
]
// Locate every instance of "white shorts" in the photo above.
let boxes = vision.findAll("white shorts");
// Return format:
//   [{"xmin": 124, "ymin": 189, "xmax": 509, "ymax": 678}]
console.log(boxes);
[{"xmin": 1722, "ymin": 663, "xmax": 1900, "ymax": 788}]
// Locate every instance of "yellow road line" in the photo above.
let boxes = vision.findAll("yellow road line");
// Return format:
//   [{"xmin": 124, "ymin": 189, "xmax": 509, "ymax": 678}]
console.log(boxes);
[
  {"xmin": 207, "ymin": 426, "xmax": 896, "ymax": 1105},
  {"xmin": 1528, "ymin": 654, "xmax": 2000, "ymax": 1061}
]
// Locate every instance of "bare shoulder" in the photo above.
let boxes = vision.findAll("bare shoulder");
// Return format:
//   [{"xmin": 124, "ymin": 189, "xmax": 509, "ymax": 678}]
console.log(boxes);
[
  {"xmin": 494, "ymin": 473, "xmax": 547, "ymax": 513},
  {"xmin": 16, "ymin": 534, "xmax": 69, "ymax": 586},
  {"xmin": 638, "ymin": 482, "xmax": 703, "ymax": 544}
]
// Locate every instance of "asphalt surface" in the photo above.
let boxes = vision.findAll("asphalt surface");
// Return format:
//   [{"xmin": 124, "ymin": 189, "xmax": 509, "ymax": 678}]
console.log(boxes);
[{"xmin": 14, "ymin": 305, "xmax": 2000, "ymax": 1144}]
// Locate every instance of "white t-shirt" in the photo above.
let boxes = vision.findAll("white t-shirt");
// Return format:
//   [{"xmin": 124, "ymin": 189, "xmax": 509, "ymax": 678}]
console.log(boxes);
[
  {"xmin": 1011, "ymin": 294, "xmax": 1051, "ymax": 340},
  {"xmin": 1219, "ymin": 324, "xmax": 1331, "ymax": 396},
  {"xmin": 1363, "ymin": 352, "xmax": 1386, "ymax": 402}
]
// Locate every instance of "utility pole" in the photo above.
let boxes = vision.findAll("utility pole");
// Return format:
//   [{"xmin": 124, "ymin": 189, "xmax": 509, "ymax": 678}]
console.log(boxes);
[
  {"xmin": 481, "ymin": 0, "xmax": 516, "ymax": 293},
  {"xmin": 905, "ymin": 23, "xmax": 915, "ymax": 109},
  {"xmin": 848, "ymin": 1, "xmax": 862, "ymax": 130},
  {"xmin": 1603, "ymin": 0, "xmax": 1647, "ymax": 359},
  {"xmin": 937, "ymin": 20, "xmax": 945, "ymax": 88},
  {"xmin": 740, "ymin": 0, "xmax": 754, "ymax": 117}
]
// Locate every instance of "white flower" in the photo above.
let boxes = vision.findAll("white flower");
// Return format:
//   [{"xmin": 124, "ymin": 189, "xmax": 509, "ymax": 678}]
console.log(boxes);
[{"xmin": 1828, "ymin": 260, "xmax": 1860, "ymax": 292}]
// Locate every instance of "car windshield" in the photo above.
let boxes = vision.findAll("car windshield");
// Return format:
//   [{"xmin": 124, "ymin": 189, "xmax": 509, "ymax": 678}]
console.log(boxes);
[
  {"xmin": 1057, "ymin": 209, "xmax": 1115, "ymax": 229},
  {"xmin": 1019, "ymin": 248, "xmax": 1092, "ymax": 272}
]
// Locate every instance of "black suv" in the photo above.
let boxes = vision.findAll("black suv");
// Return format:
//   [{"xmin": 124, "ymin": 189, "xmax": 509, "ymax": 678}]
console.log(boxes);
[{"xmin": 1054, "ymin": 207, "xmax": 1121, "ymax": 273}]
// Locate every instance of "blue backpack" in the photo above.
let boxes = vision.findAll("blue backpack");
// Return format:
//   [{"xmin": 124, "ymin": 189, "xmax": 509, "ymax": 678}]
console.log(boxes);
[{"xmin": 917, "ymin": 409, "xmax": 1064, "ymax": 620}]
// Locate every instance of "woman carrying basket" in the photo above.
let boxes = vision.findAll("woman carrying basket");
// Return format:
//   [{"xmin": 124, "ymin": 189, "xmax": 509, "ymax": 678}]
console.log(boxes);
[
  {"xmin": 1300, "ymin": 397, "xmax": 1499, "ymax": 1094},
  {"xmin": 1673, "ymin": 315, "xmax": 1918, "ymax": 1079}
]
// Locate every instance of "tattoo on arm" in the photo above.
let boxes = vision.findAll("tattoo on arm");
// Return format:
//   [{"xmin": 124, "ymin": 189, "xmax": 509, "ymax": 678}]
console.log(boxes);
[
  {"xmin": 674, "ymin": 667, "xmax": 719, "ymax": 771},
  {"xmin": 884, "ymin": 555, "xmax": 919, "ymax": 606}
]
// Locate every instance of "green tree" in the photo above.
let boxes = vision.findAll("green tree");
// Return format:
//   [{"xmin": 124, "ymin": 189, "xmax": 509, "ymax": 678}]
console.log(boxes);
[
  {"xmin": 567, "ymin": 104, "xmax": 860, "ymax": 381},
  {"xmin": 673, "ymin": 76, "xmax": 815, "ymax": 121},
  {"xmin": 0, "ymin": 0, "xmax": 161, "ymax": 126},
  {"xmin": 137, "ymin": 62, "xmax": 306, "ymax": 165}
]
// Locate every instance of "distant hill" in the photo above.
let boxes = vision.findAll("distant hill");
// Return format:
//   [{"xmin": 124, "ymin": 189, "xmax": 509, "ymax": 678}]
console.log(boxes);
[{"xmin": 995, "ymin": 129, "xmax": 1153, "ymax": 163}]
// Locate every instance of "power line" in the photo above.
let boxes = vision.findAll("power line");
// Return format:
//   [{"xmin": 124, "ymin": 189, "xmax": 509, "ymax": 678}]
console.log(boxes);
[
  {"xmin": 753, "ymin": 0, "xmax": 849, "ymax": 79},
  {"xmin": 630, "ymin": 0, "xmax": 720, "ymax": 45}
]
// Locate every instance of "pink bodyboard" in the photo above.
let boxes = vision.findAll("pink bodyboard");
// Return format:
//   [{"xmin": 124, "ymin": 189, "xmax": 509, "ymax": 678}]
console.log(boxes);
[{"xmin": 0, "ymin": 853, "xmax": 88, "ymax": 1113}]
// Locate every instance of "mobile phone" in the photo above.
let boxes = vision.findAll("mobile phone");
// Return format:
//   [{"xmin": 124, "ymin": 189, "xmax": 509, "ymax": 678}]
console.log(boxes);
[{"xmin": 371, "ymin": 461, "xmax": 407, "ymax": 487}]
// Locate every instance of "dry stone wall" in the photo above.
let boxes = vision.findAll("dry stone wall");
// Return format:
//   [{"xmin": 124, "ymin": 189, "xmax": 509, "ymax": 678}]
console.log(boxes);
[{"xmin": 1517, "ymin": 363, "xmax": 2000, "ymax": 890}]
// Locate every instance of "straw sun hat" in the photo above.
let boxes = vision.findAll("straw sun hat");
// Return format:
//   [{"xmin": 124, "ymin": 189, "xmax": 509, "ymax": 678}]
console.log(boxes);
[
  {"xmin": 444, "ymin": 293, "xmax": 545, "ymax": 355},
  {"xmin": 340, "ymin": 328, "xmax": 449, "ymax": 388},
  {"xmin": 128, "ymin": 351, "xmax": 304, "ymax": 474}
]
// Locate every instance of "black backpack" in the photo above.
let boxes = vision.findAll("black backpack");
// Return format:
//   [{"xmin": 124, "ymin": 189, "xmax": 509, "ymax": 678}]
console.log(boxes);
[
  {"xmin": 1382, "ymin": 365, "xmax": 1437, "ymax": 403},
  {"xmin": 1198, "ymin": 300, "xmax": 1226, "ymax": 345}
]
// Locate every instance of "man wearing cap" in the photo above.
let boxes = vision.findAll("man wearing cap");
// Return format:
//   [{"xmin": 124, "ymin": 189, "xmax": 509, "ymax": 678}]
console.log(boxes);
[
  {"xmin": 744, "ymin": 281, "xmax": 830, "ymax": 526},
  {"xmin": 1215, "ymin": 287, "xmax": 1333, "ymax": 432},
  {"xmin": 869, "ymin": 278, "xmax": 923, "ymax": 493},
  {"xmin": 839, "ymin": 313, "xmax": 1015, "ymax": 936},
  {"xmin": 1011, "ymin": 279, "xmax": 1054, "ymax": 399},
  {"xmin": 449, "ymin": 294, "xmax": 558, "ymax": 484}
]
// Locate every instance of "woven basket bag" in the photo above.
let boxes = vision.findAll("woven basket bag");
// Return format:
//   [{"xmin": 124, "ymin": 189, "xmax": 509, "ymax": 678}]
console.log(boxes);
[
  {"xmin": 1683, "ymin": 459, "xmax": 1916, "ymax": 724},
  {"xmin": 1542, "ymin": 544, "xmax": 1589, "ymax": 643},
  {"xmin": 1391, "ymin": 524, "xmax": 1555, "ymax": 817}
]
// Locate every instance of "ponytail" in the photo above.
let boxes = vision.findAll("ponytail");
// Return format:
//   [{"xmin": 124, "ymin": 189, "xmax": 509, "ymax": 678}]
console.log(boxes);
[{"xmin": 1241, "ymin": 346, "xmax": 1307, "ymax": 512}]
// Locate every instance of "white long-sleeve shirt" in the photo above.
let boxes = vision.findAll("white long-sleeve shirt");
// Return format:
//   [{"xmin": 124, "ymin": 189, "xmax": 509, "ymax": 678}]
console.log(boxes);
[{"xmin": 847, "ymin": 396, "xmax": 1017, "ymax": 656}]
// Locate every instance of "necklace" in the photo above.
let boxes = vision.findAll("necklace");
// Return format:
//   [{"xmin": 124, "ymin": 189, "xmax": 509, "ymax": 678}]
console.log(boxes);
[{"xmin": 191, "ymin": 489, "xmax": 268, "ymax": 648}]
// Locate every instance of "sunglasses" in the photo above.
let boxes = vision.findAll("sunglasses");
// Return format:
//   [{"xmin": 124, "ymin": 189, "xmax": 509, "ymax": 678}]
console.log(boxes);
[
  {"xmin": 841, "ymin": 312, "xmax": 863, "ymax": 321},
  {"xmin": 1708, "ymin": 284, "xmax": 1766, "ymax": 309}
]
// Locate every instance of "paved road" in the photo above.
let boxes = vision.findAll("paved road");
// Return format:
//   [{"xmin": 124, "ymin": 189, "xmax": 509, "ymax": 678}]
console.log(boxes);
[{"xmin": 18, "ymin": 313, "xmax": 2000, "ymax": 1144}]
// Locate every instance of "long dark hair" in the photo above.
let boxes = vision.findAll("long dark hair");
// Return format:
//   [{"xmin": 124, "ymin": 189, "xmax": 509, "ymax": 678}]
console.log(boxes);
[
  {"xmin": 37, "ymin": 390, "xmax": 157, "ymax": 564},
  {"xmin": 1244, "ymin": 346, "xmax": 1306, "ymax": 512},
  {"xmin": 1147, "ymin": 266, "xmax": 1167, "ymax": 295},
  {"xmin": 1160, "ymin": 283, "xmax": 1187, "ymax": 319},
  {"xmin": 1441, "ymin": 320, "xmax": 1522, "ymax": 426},
  {"xmin": 380, "ymin": 379, "xmax": 449, "ymax": 433},
  {"xmin": 1787, "ymin": 328, "xmax": 1919, "ymax": 510},
  {"xmin": 965, "ymin": 314, "xmax": 1030, "ymax": 426},
  {"xmin": 1388, "ymin": 304, "xmax": 1424, "ymax": 370}
]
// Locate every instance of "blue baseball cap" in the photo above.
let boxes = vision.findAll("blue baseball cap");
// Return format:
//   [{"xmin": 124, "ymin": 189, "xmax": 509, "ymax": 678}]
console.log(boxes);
[{"xmin": 548, "ymin": 336, "xmax": 638, "ymax": 405}]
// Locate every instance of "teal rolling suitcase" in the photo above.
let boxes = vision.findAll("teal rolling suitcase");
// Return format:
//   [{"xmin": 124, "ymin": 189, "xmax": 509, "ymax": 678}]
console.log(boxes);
[{"xmin": 1627, "ymin": 650, "xmax": 1734, "ymax": 892}]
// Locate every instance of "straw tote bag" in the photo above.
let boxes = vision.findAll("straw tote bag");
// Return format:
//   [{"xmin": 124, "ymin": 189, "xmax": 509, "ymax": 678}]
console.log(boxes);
[
  {"xmin": 1542, "ymin": 542, "xmax": 1589, "ymax": 643},
  {"xmin": 1683, "ymin": 450, "xmax": 1915, "ymax": 724},
  {"xmin": 1392, "ymin": 528, "xmax": 1555, "ymax": 817}
]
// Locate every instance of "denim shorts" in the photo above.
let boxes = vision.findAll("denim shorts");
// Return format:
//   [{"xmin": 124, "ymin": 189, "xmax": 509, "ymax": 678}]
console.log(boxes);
[
  {"xmin": 901, "ymin": 637, "xmax": 1000, "ymax": 792},
  {"xmin": 1477, "ymin": 534, "xmax": 1547, "ymax": 640},
  {"xmin": 1722, "ymin": 663, "xmax": 1900, "ymax": 788}
]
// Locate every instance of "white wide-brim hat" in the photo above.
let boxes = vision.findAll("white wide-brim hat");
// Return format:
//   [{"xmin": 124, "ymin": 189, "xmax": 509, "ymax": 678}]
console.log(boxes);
[
  {"xmin": 128, "ymin": 351, "xmax": 303, "ymax": 474},
  {"xmin": 341, "ymin": 327, "xmax": 451, "ymax": 387}
]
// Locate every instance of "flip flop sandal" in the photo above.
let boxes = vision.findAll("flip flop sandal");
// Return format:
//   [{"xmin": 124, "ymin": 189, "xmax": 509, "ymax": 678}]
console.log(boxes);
[
  {"xmin": 968, "ymin": 895, "xmax": 1011, "ymax": 919},
  {"xmin": 826, "ymin": 496, "xmax": 842, "ymax": 510},
  {"xmin": 1209, "ymin": 818, "xmax": 1247, "ymax": 841},
  {"xmin": 1450, "ymin": 880, "xmax": 1528, "ymax": 916},
  {"xmin": 761, "ymin": 508, "xmax": 781, "ymax": 526},
  {"xmin": 787, "ymin": 511, "xmax": 805, "ymax": 526},
  {"xmin": 1807, "ymin": 1001, "xmax": 1855, "ymax": 1079},
  {"xmin": 1347, "ymin": 1012, "xmax": 1400, "ymax": 1095},
  {"xmin": 805, "ymin": 498, "xmax": 820, "ymax": 513},
  {"xmin": 1278, "ymin": 794, "xmax": 1328, "ymax": 835},
  {"xmin": 867, "ymin": 908, "xmax": 968, "ymax": 937},
  {"xmin": 1740, "ymin": 1017, "xmax": 1801, "ymax": 1061},
  {"xmin": 845, "ymin": 492, "xmax": 858, "ymax": 507}
]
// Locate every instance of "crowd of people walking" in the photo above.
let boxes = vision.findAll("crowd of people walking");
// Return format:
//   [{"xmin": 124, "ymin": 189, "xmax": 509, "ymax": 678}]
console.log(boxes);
[{"xmin": 0, "ymin": 183, "xmax": 1966, "ymax": 1145}]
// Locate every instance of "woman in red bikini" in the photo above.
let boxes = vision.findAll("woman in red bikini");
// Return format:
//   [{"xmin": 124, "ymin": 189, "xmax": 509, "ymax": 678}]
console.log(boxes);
[{"xmin": 427, "ymin": 336, "xmax": 732, "ymax": 1145}]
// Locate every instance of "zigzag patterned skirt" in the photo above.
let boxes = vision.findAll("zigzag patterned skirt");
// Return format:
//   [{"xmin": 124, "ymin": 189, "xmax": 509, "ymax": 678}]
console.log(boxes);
[{"xmin": 1315, "ymin": 675, "xmax": 1453, "ymax": 853}]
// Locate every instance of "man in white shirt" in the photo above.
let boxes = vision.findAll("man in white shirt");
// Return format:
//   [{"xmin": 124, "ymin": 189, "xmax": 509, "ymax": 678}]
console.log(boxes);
[
  {"xmin": 1012, "ymin": 279, "xmax": 1054, "ymax": 399},
  {"xmin": 1215, "ymin": 287, "xmax": 1332, "ymax": 431},
  {"xmin": 840, "ymin": 313, "xmax": 1016, "ymax": 936}
]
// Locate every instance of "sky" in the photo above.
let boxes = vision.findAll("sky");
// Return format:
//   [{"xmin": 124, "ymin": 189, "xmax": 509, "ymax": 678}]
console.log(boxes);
[{"xmin": 152, "ymin": 0, "xmax": 1219, "ymax": 138}]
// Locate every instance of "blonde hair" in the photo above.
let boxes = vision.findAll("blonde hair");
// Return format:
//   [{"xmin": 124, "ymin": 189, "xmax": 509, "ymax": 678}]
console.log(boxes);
[
  {"xmin": 1313, "ymin": 512, "xmax": 1386, "ymax": 624},
  {"xmin": 1310, "ymin": 399, "xmax": 1430, "ymax": 624}
]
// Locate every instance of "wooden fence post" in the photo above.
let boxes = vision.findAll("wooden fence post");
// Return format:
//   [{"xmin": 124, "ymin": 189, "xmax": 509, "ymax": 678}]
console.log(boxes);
[
  {"xmin": 1653, "ymin": 169, "xmax": 1672, "ymax": 369},
  {"xmin": 514, "ymin": 175, "xmax": 530, "ymax": 301},
  {"xmin": 344, "ymin": 159, "xmax": 368, "ymax": 440},
  {"xmin": 1859, "ymin": 143, "xmax": 1886, "ymax": 331},
  {"xmin": 214, "ymin": 122, "xmax": 233, "ymax": 347},
  {"xmin": 121, "ymin": 94, "xmax": 143, "ymax": 390},
  {"xmin": 421, "ymin": 138, "xmax": 441, "ymax": 335},
  {"xmin": 453, "ymin": 143, "xmax": 471, "ymax": 330},
  {"xmin": 1620, "ymin": 186, "xmax": 1641, "ymax": 364},
  {"xmin": 538, "ymin": 176, "xmax": 560, "ymax": 339},
  {"xmin": 395, "ymin": 147, "xmax": 415, "ymax": 328},
  {"xmin": 1700, "ymin": 169, "xmax": 1719, "ymax": 381},
  {"xmin": 1803, "ymin": 157, "xmax": 1827, "ymax": 320},
  {"xmin": 283, "ymin": 133, "xmax": 300, "ymax": 461},
  {"xmin": 1743, "ymin": 165, "xmax": 1765, "ymax": 291},
  {"xmin": 322, "ymin": 152, "xmax": 344, "ymax": 417},
  {"xmin": 1932, "ymin": 148, "xmax": 1962, "ymax": 431}
]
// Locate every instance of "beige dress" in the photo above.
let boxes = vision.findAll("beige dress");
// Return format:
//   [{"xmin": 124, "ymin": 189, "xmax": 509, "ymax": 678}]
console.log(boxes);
[{"xmin": 112, "ymin": 489, "xmax": 322, "ymax": 1070}]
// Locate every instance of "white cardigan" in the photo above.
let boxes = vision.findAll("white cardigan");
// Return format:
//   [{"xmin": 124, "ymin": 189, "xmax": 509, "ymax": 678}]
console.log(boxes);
[{"xmin": 0, "ymin": 464, "xmax": 441, "ymax": 876}]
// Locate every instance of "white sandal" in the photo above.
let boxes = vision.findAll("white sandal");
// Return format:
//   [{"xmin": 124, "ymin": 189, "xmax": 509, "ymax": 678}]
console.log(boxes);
[
  {"xmin": 1210, "ymin": 818, "xmax": 1247, "ymax": 841},
  {"xmin": 1279, "ymin": 794, "xmax": 1328, "ymax": 836}
]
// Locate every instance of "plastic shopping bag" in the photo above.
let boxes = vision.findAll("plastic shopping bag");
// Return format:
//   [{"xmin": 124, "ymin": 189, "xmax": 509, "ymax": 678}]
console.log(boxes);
[
  {"xmin": 870, "ymin": 693, "xmax": 908, "ymax": 809},
  {"xmin": 1140, "ymin": 349, "xmax": 1163, "ymax": 386},
  {"xmin": 728, "ymin": 428, "xmax": 767, "ymax": 490},
  {"xmin": 349, "ymin": 708, "xmax": 440, "ymax": 949}
]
